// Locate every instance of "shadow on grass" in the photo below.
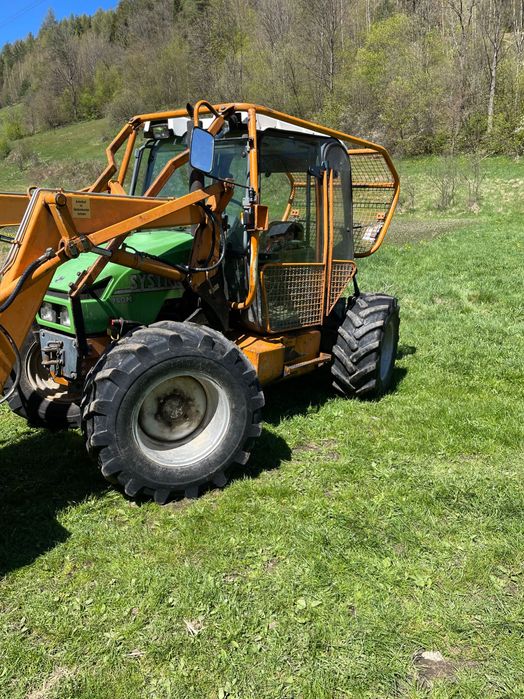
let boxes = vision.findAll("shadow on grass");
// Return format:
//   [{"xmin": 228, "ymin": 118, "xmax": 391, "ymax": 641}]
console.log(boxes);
[
  {"xmin": 237, "ymin": 360, "xmax": 408, "ymax": 479},
  {"xmin": 262, "ymin": 358, "xmax": 410, "ymax": 425},
  {"xmin": 0, "ymin": 429, "xmax": 106, "ymax": 577},
  {"xmin": 0, "ymin": 355, "xmax": 410, "ymax": 575}
]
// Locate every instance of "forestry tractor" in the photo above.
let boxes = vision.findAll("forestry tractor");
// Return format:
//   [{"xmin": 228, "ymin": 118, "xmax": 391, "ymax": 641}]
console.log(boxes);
[{"xmin": 0, "ymin": 101, "xmax": 400, "ymax": 502}]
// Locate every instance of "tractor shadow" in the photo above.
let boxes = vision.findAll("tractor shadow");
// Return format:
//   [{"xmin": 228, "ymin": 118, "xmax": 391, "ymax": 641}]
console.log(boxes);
[{"xmin": 0, "ymin": 427, "xmax": 106, "ymax": 577}]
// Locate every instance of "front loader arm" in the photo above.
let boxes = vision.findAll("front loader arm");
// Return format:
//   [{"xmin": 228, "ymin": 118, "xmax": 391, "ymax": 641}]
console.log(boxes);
[
  {"xmin": 0, "ymin": 193, "xmax": 30, "ymax": 227},
  {"xmin": 0, "ymin": 183, "xmax": 228, "ymax": 394}
]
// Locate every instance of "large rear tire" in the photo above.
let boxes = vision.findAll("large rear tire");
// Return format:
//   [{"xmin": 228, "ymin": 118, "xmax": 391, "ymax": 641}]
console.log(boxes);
[
  {"xmin": 331, "ymin": 293, "xmax": 400, "ymax": 399},
  {"xmin": 81, "ymin": 321, "xmax": 264, "ymax": 503},
  {"xmin": 6, "ymin": 326, "xmax": 82, "ymax": 429}
]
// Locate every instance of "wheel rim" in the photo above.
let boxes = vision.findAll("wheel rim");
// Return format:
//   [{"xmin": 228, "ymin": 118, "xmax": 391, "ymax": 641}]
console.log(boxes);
[
  {"xmin": 25, "ymin": 340, "xmax": 81, "ymax": 404},
  {"xmin": 379, "ymin": 319, "xmax": 396, "ymax": 383},
  {"xmin": 133, "ymin": 369, "xmax": 231, "ymax": 470}
]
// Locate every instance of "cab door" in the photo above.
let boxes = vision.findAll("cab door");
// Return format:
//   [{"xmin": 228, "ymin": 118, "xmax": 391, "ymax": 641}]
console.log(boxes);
[
  {"xmin": 253, "ymin": 130, "xmax": 328, "ymax": 333},
  {"xmin": 323, "ymin": 143, "xmax": 356, "ymax": 316}
]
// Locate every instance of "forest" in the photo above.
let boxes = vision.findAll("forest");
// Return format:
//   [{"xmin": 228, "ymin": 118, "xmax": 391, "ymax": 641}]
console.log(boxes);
[{"xmin": 0, "ymin": 0, "xmax": 522, "ymax": 156}]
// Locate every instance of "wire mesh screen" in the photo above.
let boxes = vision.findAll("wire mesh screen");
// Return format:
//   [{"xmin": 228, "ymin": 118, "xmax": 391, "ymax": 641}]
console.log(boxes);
[
  {"xmin": 349, "ymin": 151, "xmax": 396, "ymax": 256},
  {"xmin": 329, "ymin": 261, "xmax": 357, "ymax": 313},
  {"xmin": 261, "ymin": 264, "xmax": 325, "ymax": 332}
]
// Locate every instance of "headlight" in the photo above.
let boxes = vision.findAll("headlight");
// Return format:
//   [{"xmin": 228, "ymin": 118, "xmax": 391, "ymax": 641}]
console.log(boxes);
[
  {"xmin": 40, "ymin": 302, "xmax": 56, "ymax": 323},
  {"xmin": 59, "ymin": 307, "xmax": 71, "ymax": 327}
]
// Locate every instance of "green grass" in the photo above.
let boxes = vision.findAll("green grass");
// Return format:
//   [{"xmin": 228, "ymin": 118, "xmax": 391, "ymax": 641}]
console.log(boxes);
[
  {"xmin": 0, "ymin": 118, "xmax": 109, "ymax": 192},
  {"xmin": 1, "ymin": 142, "xmax": 524, "ymax": 697}
]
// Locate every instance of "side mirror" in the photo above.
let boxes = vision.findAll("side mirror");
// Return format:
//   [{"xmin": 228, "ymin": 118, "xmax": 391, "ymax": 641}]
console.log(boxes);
[{"xmin": 190, "ymin": 127, "xmax": 215, "ymax": 174}]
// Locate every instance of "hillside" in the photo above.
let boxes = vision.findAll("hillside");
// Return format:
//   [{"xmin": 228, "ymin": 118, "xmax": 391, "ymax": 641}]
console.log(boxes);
[
  {"xmin": 0, "ymin": 115, "xmax": 108, "ymax": 192},
  {"xmin": 0, "ymin": 0, "xmax": 522, "ymax": 158}
]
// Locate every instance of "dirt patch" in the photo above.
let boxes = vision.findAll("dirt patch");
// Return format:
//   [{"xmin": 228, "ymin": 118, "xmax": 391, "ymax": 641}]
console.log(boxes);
[
  {"xmin": 264, "ymin": 557, "xmax": 279, "ymax": 573},
  {"xmin": 294, "ymin": 442, "xmax": 319, "ymax": 454},
  {"xmin": 26, "ymin": 667, "xmax": 73, "ymax": 699},
  {"xmin": 412, "ymin": 650, "xmax": 456, "ymax": 688},
  {"xmin": 387, "ymin": 218, "xmax": 475, "ymax": 245},
  {"xmin": 294, "ymin": 438, "xmax": 340, "ymax": 461}
]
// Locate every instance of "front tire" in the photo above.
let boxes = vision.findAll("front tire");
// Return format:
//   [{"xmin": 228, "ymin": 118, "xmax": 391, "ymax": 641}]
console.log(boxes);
[
  {"xmin": 6, "ymin": 326, "xmax": 82, "ymax": 429},
  {"xmin": 81, "ymin": 321, "xmax": 264, "ymax": 503},
  {"xmin": 331, "ymin": 293, "xmax": 400, "ymax": 399}
]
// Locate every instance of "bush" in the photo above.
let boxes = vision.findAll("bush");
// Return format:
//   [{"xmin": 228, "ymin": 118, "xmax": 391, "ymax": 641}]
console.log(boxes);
[
  {"xmin": 106, "ymin": 89, "xmax": 147, "ymax": 129},
  {"xmin": 4, "ymin": 116, "xmax": 25, "ymax": 141},
  {"xmin": 399, "ymin": 176, "xmax": 416, "ymax": 212},
  {"xmin": 429, "ymin": 156, "xmax": 459, "ymax": 210},
  {"xmin": 0, "ymin": 137, "xmax": 11, "ymax": 160},
  {"xmin": 6, "ymin": 141, "xmax": 39, "ymax": 171},
  {"xmin": 463, "ymin": 153, "xmax": 485, "ymax": 211}
]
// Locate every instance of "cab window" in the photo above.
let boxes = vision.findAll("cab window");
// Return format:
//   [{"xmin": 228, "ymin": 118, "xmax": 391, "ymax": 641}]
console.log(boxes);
[
  {"xmin": 131, "ymin": 137, "xmax": 188, "ymax": 198},
  {"xmin": 258, "ymin": 130, "xmax": 324, "ymax": 263}
]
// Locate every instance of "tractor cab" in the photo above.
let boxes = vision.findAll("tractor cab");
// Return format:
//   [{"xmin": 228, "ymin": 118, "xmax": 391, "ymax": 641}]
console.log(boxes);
[
  {"xmin": 130, "ymin": 111, "xmax": 359, "ymax": 336},
  {"xmin": 188, "ymin": 112, "xmax": 358, "ymax": 335}
]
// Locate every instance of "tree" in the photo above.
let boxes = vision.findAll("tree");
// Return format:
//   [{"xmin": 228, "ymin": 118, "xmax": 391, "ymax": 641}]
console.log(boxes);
[{"xmin": 480, "ymin": 0, "xmax": 511, "ymax": 134}]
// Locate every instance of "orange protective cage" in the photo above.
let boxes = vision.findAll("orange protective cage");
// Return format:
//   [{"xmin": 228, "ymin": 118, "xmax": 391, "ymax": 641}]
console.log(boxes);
[
  {"xmin": 91, "ymin": 102, "xmax": 399, "ymax": 258},
  {"xmin": 348, "ymin": 148, "xmax": 398, "ymax": 257}
]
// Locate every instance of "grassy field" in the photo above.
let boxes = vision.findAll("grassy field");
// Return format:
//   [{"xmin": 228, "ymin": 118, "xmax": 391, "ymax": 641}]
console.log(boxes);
[
  {"xmin": 0, "ymin": 135, "xmax": 524, "ymax": 697},
  {"xmin": 0, "ymin": 118, "xmax": 108, "ymax": 193}
]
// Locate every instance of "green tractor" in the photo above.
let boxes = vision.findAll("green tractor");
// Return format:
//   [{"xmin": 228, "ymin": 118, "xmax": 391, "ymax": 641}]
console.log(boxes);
[{"xmin": 0, "ymin": 102, "xmax": 400, "ymax": 502}]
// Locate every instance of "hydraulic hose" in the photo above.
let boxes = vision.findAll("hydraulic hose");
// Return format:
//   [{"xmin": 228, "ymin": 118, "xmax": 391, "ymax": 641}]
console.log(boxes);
[
  {"xmin": 188, "ymin": 204, "xmax": 225, "ymax": 273},
  {"xmin": 0, "ymin": 248, "xmax": 55, "ymax": 314},
  {"xmin": 123, "ymin": 205, "xmax": 225, "ymax": 276}
]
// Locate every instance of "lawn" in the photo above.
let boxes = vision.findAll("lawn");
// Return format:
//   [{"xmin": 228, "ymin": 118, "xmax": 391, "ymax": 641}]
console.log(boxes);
[{"xmin": 0, "ymin": 143, "xmax": 523, "ymax": 697}]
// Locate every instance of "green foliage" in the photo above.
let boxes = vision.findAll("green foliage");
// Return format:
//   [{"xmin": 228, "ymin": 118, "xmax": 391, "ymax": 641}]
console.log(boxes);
[
  {"xmin": 0, "ymin": 135, "xmax": 10, "ymax": 159},
  {"xmin": 340, "ymin": 14, "xmax": 452, "ymax": 154},
  {"xmin": 4, "ymin": 114, "xmax": 25, "ymax": 140},
  {"xmin": 6, "ymin": 141, "xmax": 38, "ymax": 171},
  {"xmin": 79, "ymin": 65, "xmax": 122, "ymax": 121}
]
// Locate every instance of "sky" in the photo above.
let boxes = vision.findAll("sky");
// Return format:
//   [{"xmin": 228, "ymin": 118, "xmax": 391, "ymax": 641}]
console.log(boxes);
[{"xmin": 0, "ymin": 0, "xmax": 118, "ymax": 47}]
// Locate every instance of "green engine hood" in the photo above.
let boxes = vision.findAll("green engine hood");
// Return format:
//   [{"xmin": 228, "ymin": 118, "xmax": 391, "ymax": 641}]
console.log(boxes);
[
  {"xmin": 38, "ymin": 229, "xmax": 193, "ymax": 335},
  {"xmin": 49, "ymin": 229, "xmax": 192, "ymax": 294}
]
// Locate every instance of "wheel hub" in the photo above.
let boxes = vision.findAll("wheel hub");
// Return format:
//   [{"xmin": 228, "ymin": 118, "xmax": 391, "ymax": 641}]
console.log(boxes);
[
  {"xmin": 139, "ymin": 376, "xmax": 208, "ymax": 442},
  {"xmin": 158, "ymin": 392, "xmax": 190, "ymax": 423}
]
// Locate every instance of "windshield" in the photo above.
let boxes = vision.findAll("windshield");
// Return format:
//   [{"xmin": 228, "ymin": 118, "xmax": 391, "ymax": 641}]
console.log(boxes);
[
  {"xmin": 129, "ymin": 131, "xmax": 248, "ymax": 249},
  {"xmin": 131, "ymin": 136, "xmax": 188, "ymax": 198},
  {"xmin": 206, "ymin": 135, "xmax": 248, "ymax": 247}
]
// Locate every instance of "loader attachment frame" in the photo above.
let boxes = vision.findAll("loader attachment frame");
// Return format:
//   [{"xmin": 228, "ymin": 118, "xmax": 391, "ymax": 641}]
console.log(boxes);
[{"xmin": 0, "ymin": 182, "xmax": 231, "ymax": 392}]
